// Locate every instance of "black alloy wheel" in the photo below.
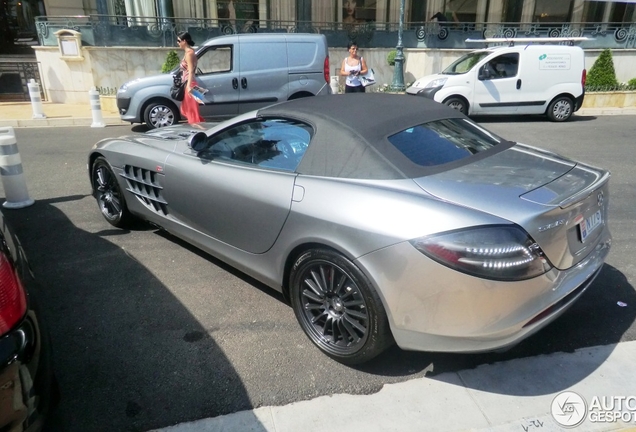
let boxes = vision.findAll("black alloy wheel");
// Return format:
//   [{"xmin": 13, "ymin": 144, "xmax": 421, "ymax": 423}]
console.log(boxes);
[
  {"xmin": 92, "ymin": 157, "xmax": 134, "ymax": 228},
  {"xmin": 290, "ymin": 249, "xmax": 393, "ymax": 365}
]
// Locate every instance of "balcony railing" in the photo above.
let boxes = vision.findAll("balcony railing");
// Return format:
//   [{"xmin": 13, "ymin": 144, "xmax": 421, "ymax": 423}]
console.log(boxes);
[{"xmin": 35, "ymin": 15, "xmax": 636, "ymax": 50}]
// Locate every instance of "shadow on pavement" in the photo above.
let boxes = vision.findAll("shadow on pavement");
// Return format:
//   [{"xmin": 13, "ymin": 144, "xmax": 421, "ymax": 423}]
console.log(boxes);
[
  {"xmin": 2, "ymin": 196, "xmax": 262, "ymax": 432},
  {"xmin": 358, "ymin": 263, "xmax": 636, "ymax": 395}
]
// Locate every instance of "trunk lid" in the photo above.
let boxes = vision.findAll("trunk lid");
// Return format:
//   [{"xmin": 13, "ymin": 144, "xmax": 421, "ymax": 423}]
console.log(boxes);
[{"xmin": 413, "ymin": 144, "xmax": 610, "ymax": 269}]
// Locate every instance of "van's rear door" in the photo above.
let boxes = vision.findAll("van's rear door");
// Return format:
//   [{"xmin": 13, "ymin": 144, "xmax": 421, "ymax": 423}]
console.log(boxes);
[{"xmin": 237, "ymin": 37, "xmax": 289, "ymax": 114}]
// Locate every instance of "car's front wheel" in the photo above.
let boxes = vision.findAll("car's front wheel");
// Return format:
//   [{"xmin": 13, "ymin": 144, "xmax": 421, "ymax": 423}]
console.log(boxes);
[
  {"xmin": 290, "ymin": 249, "xmax": 393, "ymax": 365},
  {"xmin": 143, "ymin": 100, "xmax": 179, "ymax": 129},
  {"xmin": 547, "ymin": 96, "xmax": 574, "ymax": 122},
  {"xmin": 91, "ymin": 157, "xmax": 135, "ymax": 228},
  {"xmin": 443, "ymin": 96, "xmax": 468, "ymax": 115}
]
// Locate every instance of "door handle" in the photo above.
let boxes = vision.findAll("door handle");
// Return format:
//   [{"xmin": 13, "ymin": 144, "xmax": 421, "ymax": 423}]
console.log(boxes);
[
  {"xmin": 516, "ymin": 79, "xmax": 522, "ymax": 90},
  {"xmin": 241, "ymin": 77, "xmax": 247, "ymax": 89},
  {"xmin": 232, "ymin": 77, "xmax": 238, "ymax": 90}
]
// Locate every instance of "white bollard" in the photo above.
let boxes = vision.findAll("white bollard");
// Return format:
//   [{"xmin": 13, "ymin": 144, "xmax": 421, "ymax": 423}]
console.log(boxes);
[
  {"xmin": 89, "ymin": 87, "xmax": 105, "ymax": 128},
  {"xmin": 0, "ymin": 127, "xmax": 34, "ymax": 209},
  {"xmin": 27, "ymin": 79, "xmax": 46, "ymax": 119},
  {"xmin": 330, "ymin": 76, "xmax": 340, "ymax": 95}
]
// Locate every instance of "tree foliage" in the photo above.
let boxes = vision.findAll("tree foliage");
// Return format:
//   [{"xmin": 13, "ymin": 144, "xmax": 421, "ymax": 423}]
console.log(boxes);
[
  {"xmin": 161, "ymin": 50, "xmax": 180, "ymax": 73},
  {"xmin": 586, "ymin": 49, "xmax": 618, "ymax": 88}
]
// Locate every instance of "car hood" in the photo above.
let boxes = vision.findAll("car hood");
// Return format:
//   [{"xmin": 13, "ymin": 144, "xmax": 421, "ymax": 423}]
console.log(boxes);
[
  {"xmin": 144, "ymin": 123, "xmax": 216, "ymax": 139},
  {"xmin": 121, "ymin": 73, "xmax": 172, "ymax": 90},
  {"xmin": 407, "ymin": 73, "xmax": 446, "ymax": 92},
  {"xmin": 413, "ymin": 143, "xmax": 611, "ymax": 269}
]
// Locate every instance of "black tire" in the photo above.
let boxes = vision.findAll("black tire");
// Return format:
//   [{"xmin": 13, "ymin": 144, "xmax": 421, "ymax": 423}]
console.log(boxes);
[
  {"xmin": 547, "ymin": 96, "xmax": 574, "ymax": 122},
  {"xmin": 143, "ymin": 100, "xmax": 179, "ymax": 129},
  {"xmin": 290, "ymin": 249, "xmax": 393, "ymax": 365},
  {"xmin": 443, "ymin": 96, "xmax": 468, "ymax": 115},
  {"xmin": 91, "ymin": 157, "xmax": 135, "ymax": 228}
]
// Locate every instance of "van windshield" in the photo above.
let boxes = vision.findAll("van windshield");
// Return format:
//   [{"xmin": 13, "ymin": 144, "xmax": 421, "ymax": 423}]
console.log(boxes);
[{"xmin": 442, "ymin": 51, "xmax": 490, "ymax": 75}]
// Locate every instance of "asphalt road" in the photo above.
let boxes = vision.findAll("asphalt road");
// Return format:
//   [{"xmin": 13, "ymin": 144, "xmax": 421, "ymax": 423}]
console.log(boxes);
[{"xmin": 3, "ymin": 113, "xmax": 635, "ymax": 432}]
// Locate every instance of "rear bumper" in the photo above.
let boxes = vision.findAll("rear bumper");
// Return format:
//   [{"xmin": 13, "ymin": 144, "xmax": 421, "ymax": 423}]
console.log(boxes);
[
  {"xmin": 356, "ymin": 229, "xmax": 611, "ymax": 353},
  {"xmin": 0, "ymin": 298, "xmax": 55, "ymax": 432},
  {"xmin": 574, "ymin": 90, "xmax": 585, "ymax": 112}
]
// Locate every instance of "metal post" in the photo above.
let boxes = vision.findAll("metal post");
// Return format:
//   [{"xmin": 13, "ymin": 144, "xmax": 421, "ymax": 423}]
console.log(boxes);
[
  {"xmin": 330, "ymin": 76, "xmax": 340, "ymax": 94},
  {"xmin": 89, "ymin": 87, "xmax": 106, "ymax": 128},
  {"xmin": 0, "ymin": 127, "xmax": 34, "ymax": 209},
  {"xmin": 27, "ymin": 79, "xmax": 46, "ymax": 119},
  {"xmin": 390, "ymin": 0, "xmax": 406, "ymax": 92}
]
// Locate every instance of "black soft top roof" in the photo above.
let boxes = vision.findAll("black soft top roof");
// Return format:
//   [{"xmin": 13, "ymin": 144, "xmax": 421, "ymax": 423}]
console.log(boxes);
[{"xmin": 257, "ymin": 93, "xmax": 497, "ymax": 179}]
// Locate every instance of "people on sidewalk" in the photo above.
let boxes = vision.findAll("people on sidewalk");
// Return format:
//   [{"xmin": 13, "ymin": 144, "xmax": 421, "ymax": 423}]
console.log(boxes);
[
  {"xmin": 340, "ymin": 42, "xmax": 368, "ymax": 93},
  {"xmin": 177, "ymin": 31, "xmax": 204, "ymax": 124}
]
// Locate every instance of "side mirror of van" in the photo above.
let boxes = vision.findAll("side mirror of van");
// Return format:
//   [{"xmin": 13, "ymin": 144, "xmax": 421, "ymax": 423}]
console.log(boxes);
[{"xmin": 478, "ymin": 66, "xmax": 491, "ymax": 80}]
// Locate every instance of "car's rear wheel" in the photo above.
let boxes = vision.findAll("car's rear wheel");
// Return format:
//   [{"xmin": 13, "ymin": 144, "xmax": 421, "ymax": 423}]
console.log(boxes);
[
  {"xmin": 91, "ymin": 157, "xmax": 135, "ymax": 228},
  {"xmin": 443, "ymin": 96, "xmax": 468, "ymax": 115},
  {"xmin": 143, "ymin": 100, "xmax": 179, "ymax": 129},
  {"xmin": 290, "ymin": 249, "xmax": 393, "ymax": 365},
  {"xmin": 547, "ymin": 96, "xmax": 574, "ymax": 122}
]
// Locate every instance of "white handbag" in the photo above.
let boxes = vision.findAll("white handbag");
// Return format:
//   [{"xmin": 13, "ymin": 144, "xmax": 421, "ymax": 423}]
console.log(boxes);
[{"xmin": 359, "ymin": 68, "xmax": 376, "ymax": 87}]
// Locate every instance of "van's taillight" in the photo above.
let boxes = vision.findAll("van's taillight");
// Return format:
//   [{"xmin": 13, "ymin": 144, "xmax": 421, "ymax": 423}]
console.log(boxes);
[
  {"xmin": 582, "ymin": 69, "xmax": 587, "ymax": 87},
  {"xmin": 0, "ymin": 252, "xmax": 27, "ymax": 335},
  {"xmin": 324, "ymin": 56, "xmax": 330, "ymax": 83}
]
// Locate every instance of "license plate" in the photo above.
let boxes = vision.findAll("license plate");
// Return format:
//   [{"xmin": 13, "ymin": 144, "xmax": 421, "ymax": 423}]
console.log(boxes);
[{"xmin": 579, "ymin": 210, "xmax": 602, "ymax": 243}]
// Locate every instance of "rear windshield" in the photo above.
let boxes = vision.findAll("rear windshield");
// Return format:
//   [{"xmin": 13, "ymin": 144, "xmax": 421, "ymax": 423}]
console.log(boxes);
[{"xmin": 387, "ymin": 118, "xmax": 503, "ymax": 167}]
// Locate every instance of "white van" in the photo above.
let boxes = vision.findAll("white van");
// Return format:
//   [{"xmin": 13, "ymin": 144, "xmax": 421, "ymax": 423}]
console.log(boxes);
[
  {"xmin": 117, "ymin": 33, "xmax": 331, "ymax": 129},
  {"xmin": 406, "ymin": 38, "xmax": 587, "ymax": 121}
]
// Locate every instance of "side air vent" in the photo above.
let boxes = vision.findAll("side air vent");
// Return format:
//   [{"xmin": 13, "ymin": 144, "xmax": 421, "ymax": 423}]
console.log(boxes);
[{"xmin": 121, "ymin": 165, "xmax": 168, "ymax": 215}]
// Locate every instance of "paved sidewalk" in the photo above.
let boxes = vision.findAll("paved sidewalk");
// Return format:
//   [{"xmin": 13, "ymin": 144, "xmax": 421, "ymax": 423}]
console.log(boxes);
[
  {"xmin": 1, "ymin": 101, "xmax": 636, "ymax": 128},
  {"xmin": 152, "ymin": 342, "xmax": 636, "ymax": 432},
  {"xmin": 0, "ymin": 101, "xmax": 126, "ymax": 128}
]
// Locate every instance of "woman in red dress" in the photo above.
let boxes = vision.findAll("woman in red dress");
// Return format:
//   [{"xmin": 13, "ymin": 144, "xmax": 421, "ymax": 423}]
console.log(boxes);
[{"xmin": 177, "ymin": 32, "xmax": 204, "ymax": 124}]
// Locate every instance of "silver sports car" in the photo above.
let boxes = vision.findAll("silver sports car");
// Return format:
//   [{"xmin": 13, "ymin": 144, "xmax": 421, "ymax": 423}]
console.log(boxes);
[{"xmin": 88, "ymin": 94, "xmax": 612, "ymax": 365}]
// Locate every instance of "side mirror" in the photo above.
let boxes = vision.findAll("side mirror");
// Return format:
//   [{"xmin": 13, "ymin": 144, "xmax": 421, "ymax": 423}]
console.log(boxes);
[
  {"xmin": 478, "ymin": 66, "xmax": 491, "ymax": 80},
  {"xmin": 188, "ymin": 131, "xmax": 209, "ymax": 152}
]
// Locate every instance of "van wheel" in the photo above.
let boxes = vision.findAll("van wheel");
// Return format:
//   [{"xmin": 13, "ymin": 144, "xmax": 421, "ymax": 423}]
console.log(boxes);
[
  {"xmin": 443, "ymin": 97, "xmax": 468, "ymax": 115},
  {"xmin": 547, "ymin": 96, "xmax": 574, "ymax": 122},
  {"xmin": 144, "ymin": 101, "xmax": 179, "ymax": 129}
]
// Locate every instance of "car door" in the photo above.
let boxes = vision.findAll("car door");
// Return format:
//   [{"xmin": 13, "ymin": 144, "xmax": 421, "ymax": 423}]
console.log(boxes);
[
  {"xmin": 237, "ymin": 38, "xmax": 289, "ymax": 114},
  {"xmin": 161, "ymin": 117, "xmax": 312, "ymax": 254},
  {"xmin": 472, "ymin": 52, "xmax": 520, "ymax": 115},
  {"xmin": 195, "ymin": 42, "xmax": 240, "ymax": 119}
]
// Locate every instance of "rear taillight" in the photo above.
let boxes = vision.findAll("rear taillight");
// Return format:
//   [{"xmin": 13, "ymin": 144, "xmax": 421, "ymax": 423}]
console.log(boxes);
[
  {"xmin": 410, "ymin": 225, "xmax": 552, "ymax": 281},
  {"xmin": 582, "ymin": 69, "xmax": 587, "ymax": 87},
  {"xmin": 0, "ymin": 252, "xmax": 27, "ymax": 335},
  {"xmin": 324, "ymin": 56, "xmax": 330, "ymax": 83}
]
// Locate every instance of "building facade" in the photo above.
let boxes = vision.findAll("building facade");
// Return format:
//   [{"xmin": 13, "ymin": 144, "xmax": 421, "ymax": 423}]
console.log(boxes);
[{"xmin": 3, "ymin": 0, "xmax": 636, "ymax": 54}]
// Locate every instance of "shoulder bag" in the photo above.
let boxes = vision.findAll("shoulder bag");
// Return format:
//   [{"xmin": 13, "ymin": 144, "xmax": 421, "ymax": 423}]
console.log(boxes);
[
  {"xmin": 170, "ymin": 71, "xmax": 186, "ymax": 101},
  {"xmin": 359, "ymin": 68, "xmax": 376, "ymax": 87}
]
